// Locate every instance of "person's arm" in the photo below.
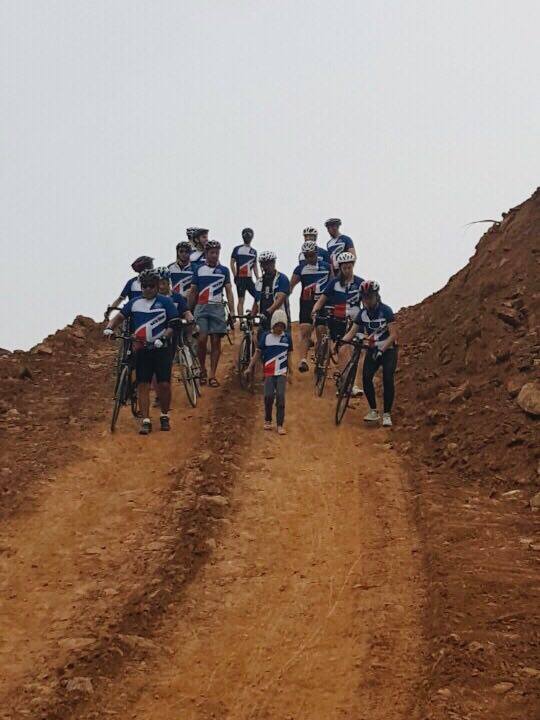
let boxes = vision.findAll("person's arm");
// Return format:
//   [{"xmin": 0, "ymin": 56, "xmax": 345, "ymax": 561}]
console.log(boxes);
[
  {"xmin": 188, "ymin": 283, "xmax": 198, "ymax": 310},
  {"xmin": 312, "ymin": 293, "xmax": 328, "ymax": 317},
  {"xmin": 182, "ymin": 309, "xmax": 195, "ymax": 323},
  {"xmin": 379, "ymin": 322, "xmax": 397, "ymax": 352},
  {"xmin": 107, "ymin": 295, "xmax": 125, "ymax": 314},
  {"xmin": 230, "ymin": 253, "xmax": 237, "ymax": 278},
  {"xmin": 342, "ymin": 321, "xmax": 360, "ymax": 343},
  {"xmin": 225, "ymin": 282, "xmax": 235, "ymax": 319},
  {"xmin": 265, "ymin": 291, "xmax": 286, "ymax": 317},
  {"xmin": 289, "ymin": 273, "xmax": 300, "ymax": 294},
  {"xmin": 105, "ymin": 311, "xmax": 126, "ymax": 333},
  {"xmin": 253, "ymin": 252, "xmax": 260, "ymax": 280},
  {"xmin": 246, "ymin": 347, "xmax": 261, "ymax": 374}
]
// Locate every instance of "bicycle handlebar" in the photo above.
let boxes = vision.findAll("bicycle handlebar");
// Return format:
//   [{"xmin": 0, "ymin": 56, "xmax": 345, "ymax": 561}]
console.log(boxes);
[{"xmin": 104, "ymin": 305, "xmax": 123, "ymax": 320}]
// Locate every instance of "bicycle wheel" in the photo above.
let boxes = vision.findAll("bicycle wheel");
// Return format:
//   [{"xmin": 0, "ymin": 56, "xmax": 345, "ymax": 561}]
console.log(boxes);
[
  {"xmin": 129, "ymin": 373, "xmax": 140, "ymax": 418},
  {"xmin": 111, "ymin": 365, "xmax": 129, "ymax": 432},
  {"xmin": 179, "ymin": 347, "xmax": 198, "ymax": 407},
  {"xmin": 314, "ymin": 335, "xmax": 331, "ymax": 397},
  {"xmin": 335, "ymin": 359, "xmax": 357, "ymax": 426},
  {"xmin": 238, "ymin": 335, "xmax": 252, "ymax": 390},
  {"xmin": 187, "ymin": 345, "xmax": 202, "ymax": 396}
]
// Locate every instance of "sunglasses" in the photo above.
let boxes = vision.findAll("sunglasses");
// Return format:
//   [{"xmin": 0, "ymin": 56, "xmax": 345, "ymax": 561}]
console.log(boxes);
[{"xmin": 141, "ymin": 283, "xmax": 157, "ymax": 289}]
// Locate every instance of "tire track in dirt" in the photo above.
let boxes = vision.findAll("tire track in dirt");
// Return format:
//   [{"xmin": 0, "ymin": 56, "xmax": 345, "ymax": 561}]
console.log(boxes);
[
  {"xmin": 69, "ymin": 364, "xmax": 425, "ymax": 720},
  {"xmin": 1, "ymin": 349, "xmax": 258, "ymax": 719}
]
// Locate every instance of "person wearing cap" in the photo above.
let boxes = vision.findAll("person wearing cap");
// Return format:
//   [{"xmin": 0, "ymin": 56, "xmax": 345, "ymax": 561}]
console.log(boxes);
[
  {"xmin": 245, "ymin": 308, "xmax": 293, "ymax": 435},
  {"xmin": 190, "ymin": 228, "xmax": 209, "ymax": 269},
  {"xmin": 189, "ymin": 240, "xmax": 235, "ymax": 387},
  {"xmin": 324, "ymin": 218, "xmax": 355, "ymax": 271},
  {"xmin": 168, "ymin": 241, "xmax": 195, "ymax": 299},
  {"xmin": 230, "ymin": 228, "xmax": 259, "ymax": 318}
]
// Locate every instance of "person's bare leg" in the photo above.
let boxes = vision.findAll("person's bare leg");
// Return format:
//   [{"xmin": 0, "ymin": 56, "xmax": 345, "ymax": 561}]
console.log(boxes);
[
  {"xmin": 298, "ymin": 324, "xmax": 311, "ymax": 366},
  {"xmin": 237, "ymin": 296, "xmax": 244, "ymax": 317},
  {"xmin": 209, "ymin": 335, "xmax": 222, "ymax": 379},
  {"xmin": 157, "ymin": 382, "xmax": 171, "ymax": 413},
  {"xmin": 138, "ymin": 382, "xmax": 150, "ymax": 419},
  {"xmin": 197, "ymin": 332, "xmax": 208, "ymax": 377}
]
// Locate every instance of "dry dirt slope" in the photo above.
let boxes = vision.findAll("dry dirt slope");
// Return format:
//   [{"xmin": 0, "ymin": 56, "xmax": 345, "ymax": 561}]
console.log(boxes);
[{"xmin": 392, "ymin": 188, "xmax": 539, "ymax": 719}]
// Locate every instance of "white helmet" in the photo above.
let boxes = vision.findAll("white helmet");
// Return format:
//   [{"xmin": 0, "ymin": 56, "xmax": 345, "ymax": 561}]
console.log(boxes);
[
  {"xmin": 337, "ymin": 251, "xmax": 355, "ymax": 265},
  {"xmin": 301, "ymin": 241, "xmax": 317, "ymax": 253},
  {"xmin": 259, "ymin": 250, "xmax": 276, "ymax": 263},
  {"xmin": 271, "ymin": 309, "xmax": 288, "ymax": 328},
  {"xmin": 303, "ymin": 226, "xmax": 318, "ymax": 238}
]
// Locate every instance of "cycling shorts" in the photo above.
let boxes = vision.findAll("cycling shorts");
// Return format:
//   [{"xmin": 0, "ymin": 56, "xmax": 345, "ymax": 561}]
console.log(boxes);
[
  {"xmin": 328, "ymin": 317, "xmax": 348, "ymax": 342},
  {"xmin": 135, "ymin": 346, "xmax": 173, "ymax": 384},
  {"xmin": 299, "ymin": 299, "xmax": 327, "ymax": 326},
  {"xmin": 234, "ymin": 277, "xmax": 257, "ymax": 299}
]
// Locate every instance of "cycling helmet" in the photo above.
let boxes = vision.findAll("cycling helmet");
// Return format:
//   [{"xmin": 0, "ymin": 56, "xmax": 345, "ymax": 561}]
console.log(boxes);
[
  {"xmin": 301, "ymin": 240, "xmax": 318, "ymax": 253},
  {"xmin": 303, "ymin": 226, "xmax": 318, "ymax": 238},
  {"xmin": 193, "ymin": 228, "xmax": 209, "ymax": 239},
  {"xmin": 324, "ymin": 217, "xmax": 342, "ymax": 227},
  {"xmin": 139, "ymin": 268, "xmax": 160, "ymax": 284},
  {"xmin": 131, "ymin": 255, "xmax": 154, "ymax": 273},
  {"xmin": 242, "ymin": 227, "xmax": 254, "ymax": 239},
  {"xmin": 360, "ymin": 280, "xmax": 380, "ymax": 295},
  {"xmin": 337, "ymin": 251, "xmax": 355, "ymax": 265},
  {"xmin": 205, "ymin": 239, "xmax": 221, "ymax": 250},
  {"xmin": 156, "ymin": 266, "xmax": 171, "ymax": 280},
  {"xmin": 259, "ymin": 250, "xmax": 277, "ymax": 263},
  {"xmin": 186, "ymin": 227, "xmax": 198, "ymax": 241},
  {"xmin": 176, "ymin": 240, "xmax": 192, "ymax": 252}
]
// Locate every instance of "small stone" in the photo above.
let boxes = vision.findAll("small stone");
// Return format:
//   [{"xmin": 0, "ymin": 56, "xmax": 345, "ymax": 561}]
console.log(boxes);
[
  {"xmin": 198, "ymin": 494, "xmax": 229, "ymax": 508},
  {"xmin": 506, "ymin": 377, "xmax": 523, "ymax": 398},
  {"xmin": 493, "ymin": 681, "xmax": 514, "ymax": 694},
  {"xmin": 430, "ymin": 428, "xmax": 446, "ymax": 441},
  {"xmin": 66, "ymin": 677, "xmax": 93, "ymax": 694},
  {"xmin": 118, "ymin": 634, "xmax": 158, "ymax": 651},
  {"xmin": 32, "ymin": 343, "xmax": 54, "ymax": 355},
  {"xmin": 530, "ymin": 492, "xmax": 540, "ymax": 510},
  {"xmin": 437, "ymin": 688, "xmax": 451, "ymax": 698},
  {"xmin": 502, "ymin": 489, "xmax": 522, "ymax": 499},
  {"xmin": 58, "ymin": 637, "xmax": 95, "ymax": 651},
  {"xmin": 5, "ymin": 408, "xmax": 20, "ymax": 419},
  {"xmin": 522, "ymin": 667, "xmax": 540, "ymax": 678},
  {"xmin": 496, "ymin": 307, "xmax": 521, "ymax": 327},
  {"xmin": 517, "ymin": 383, "xmax": 540, "ymax": 417}
]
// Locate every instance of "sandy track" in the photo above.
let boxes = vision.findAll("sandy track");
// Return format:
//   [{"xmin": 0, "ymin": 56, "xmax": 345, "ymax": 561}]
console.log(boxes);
[{"xmin": 1, "ymin": 342, "xmax": 424, "ymax": 719}]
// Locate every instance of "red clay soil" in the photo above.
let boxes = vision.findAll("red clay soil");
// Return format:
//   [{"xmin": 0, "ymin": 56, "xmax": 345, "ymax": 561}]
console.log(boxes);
[{"xmin": 393, "ymin": 188, "xmax": 540, "ymax": 718}]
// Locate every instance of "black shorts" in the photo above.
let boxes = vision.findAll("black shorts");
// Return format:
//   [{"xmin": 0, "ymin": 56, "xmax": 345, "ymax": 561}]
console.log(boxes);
[
  {"xmin": 234, "ymin": 277, "xmax": 256, "ymax": 299},
  {"xmin": 299, "ymin": 300, "xmax": 327, "ymax": 326},
  {"xmin": 135, "ymin": 346, "xmax": 173, "ymax": 384},
  {"xmin": 328, "ymin": 317, "xmax": 348, "ymax": 342}
]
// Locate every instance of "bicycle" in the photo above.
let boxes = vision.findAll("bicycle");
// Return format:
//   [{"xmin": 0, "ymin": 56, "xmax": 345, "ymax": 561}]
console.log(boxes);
[
  {"xmin": 105, "ymin": 305, "xmax": 127, "ymax": 379},
  {"xmin": 312, "ymin": 312, "xmax": 332, "ymax": 397},
  {"xmin": 335, "ymin": 336, "xmax": 368, "ymax": 426},
  {"xmin": 174, "ymin": 320, "xmax": 202, "ymax": 408},
  {"xmin": 234, "ymin": 313, "xmax": 263, "ymax": 392},
  {"xmin": 110, "ymin": 334, "xmax": 139, "ymax": 432},
  {"xmin": 223, "ymin": 301, "xmax": 235, "ymax": 345}
]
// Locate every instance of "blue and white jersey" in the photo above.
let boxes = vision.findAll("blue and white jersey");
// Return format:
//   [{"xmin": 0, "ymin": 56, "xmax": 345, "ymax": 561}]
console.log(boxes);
[
  {"xmin": 297, "ymin": 246, "xmax": 331, "ymax": 265},
  {"xmin": 326, "ymin": 234, "xmax": 354, "ymax": 269},
  {"xmin": 190, "ymin": 249, "xmax": 206, "ymax": 270},
  {"xmin": 292, "ymin": 260, "xmax": 331, "ymax": 301},
  {"xmin": 120, "ymin": 276, "xmax": 142, "ymax": 302},
  {"xmin": 231, "ymin": 244, "xmax": 257, "ymax": 277},
  {"xmin": 354, "ymin": 302, "xmax": 395, "ymax": 347},
  {"xmin": 168, "ymin": 261, "xmax": 194, "ymax": 298},
  {"xmin": 192, "ymin": 263, "xmax": 231, "ymax": 305},
  {"xmin": 258, "ymin": 331, "xmax": 293, "ymax": 377},
  {"xmin": 171, "ymin": 292, "xmax": 189, "ymax": 316},
  {"xmin": 121, "ymin": 294, "xmax": 179, "ymax": 344},
  {"xmin": 323, "ymin": 275, "xmax": 363, "ymax": 320}
]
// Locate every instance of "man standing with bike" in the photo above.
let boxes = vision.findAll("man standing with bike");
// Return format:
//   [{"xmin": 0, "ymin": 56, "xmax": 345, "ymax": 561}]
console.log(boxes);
[
  {"xmin": 168, "ymin": 241, "xmax": 195, "ymax": 298},
  {"xmin": 290, "ymin": 241, "xmax": 331, "ymax": 372},
  {"xmin": 230, "ymin": 228, "xmax": 259, "ymax": 318},
  {"xmin": 251, "ymin": 250, "xmax": 290, "ymax": 332},
  {"xmin": 324, "ymin": 218, "xmax": 355, "ymax": 272},
  {"xmin": 190, "ymin": 228, "xmax": 209, "ymax": 269},
  {"xmin": 342, "ymin": 280, "xmax": 398, "ymax": 427},
  {"xmin": 104, "ymin": 269, "xmax": 179, "ymax": 435},
  {"xmin": 189, "ymin": 240, "xmax": 235, "ymax": 388}
]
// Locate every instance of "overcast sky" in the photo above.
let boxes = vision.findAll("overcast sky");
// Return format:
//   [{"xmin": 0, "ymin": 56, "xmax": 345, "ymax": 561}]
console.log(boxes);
[{"xmin": 1, "ymin": 0, "xmax": 539, "ymax": 350}]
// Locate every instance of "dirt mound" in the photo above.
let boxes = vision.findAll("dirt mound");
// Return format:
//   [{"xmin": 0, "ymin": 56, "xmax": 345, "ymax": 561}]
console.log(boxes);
[
  {"xmin": 394, "ymin": 189, "xmax": 540, "ymax": 719},
  {"xmin": 396, "ymin": 189, "xmax": 539, "ymax": 488},
  {"xmin": 0, "ymin": 315, "xmax": 112, "ymax": 518}
]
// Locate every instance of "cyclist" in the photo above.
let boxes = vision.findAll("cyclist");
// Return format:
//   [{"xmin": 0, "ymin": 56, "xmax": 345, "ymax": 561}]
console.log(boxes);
[
  {"xmin": 107, "ymin": 255, "xmax": 154, "ymax": 312},
  {"xmin": 251, "ymin": 250, "xmax": 290, "ymax": 331},
  {"xmin": 190, "ymin": 228, "xmax": 209, "ymax": 269},
  {"xmin": 168, "ymin": 241, "xmax": 195, "ymax": 298},
  {"xmin": 290, "ymin": 241, "xmax": 331, "ymax": 372},
  {"xmin": 157, "ymin": 267, "xmax": 194, "ymax": 323},
  {"xmin": 186, "ymin": 226, "xmax": 198, "ymax": 244},
  {"xmin": 342, "ymin": 280, "xmax": 398, "ymax": 427},
  {"xmin": 189, "ymin": 240, "xmax": 235, "ymax": 387},
  {"xmin": 230, "ymin": 228, "xmax": 259, "ymax": 318},
  {"xmin": 297, "ymin": 227, "xmax": 331, "ymax": 265},
  {"xmin": 324, "ymin": 218, "xmax": 355, "ymax": 271},
  {"xmin": 245, "ymin": 308, "xmax": 292, "ymax": 435},
  {"xmin": 311, "ymin": 251, "xmax": 364, "ymax": 394},
  {"xmin": 104, "ymin": 268, "xmax": 179, "ymax": 435}
]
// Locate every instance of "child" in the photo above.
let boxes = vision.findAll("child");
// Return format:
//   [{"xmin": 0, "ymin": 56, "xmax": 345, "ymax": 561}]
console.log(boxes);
[{"xmin": 246, "ymin": 309, "xmax": 293, "ymax": 435}]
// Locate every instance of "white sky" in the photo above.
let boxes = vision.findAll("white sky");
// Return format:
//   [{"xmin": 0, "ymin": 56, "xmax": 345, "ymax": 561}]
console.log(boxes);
[{"xmin": 1, "ymin": 0, "xmax": 539, "ymax": 350}]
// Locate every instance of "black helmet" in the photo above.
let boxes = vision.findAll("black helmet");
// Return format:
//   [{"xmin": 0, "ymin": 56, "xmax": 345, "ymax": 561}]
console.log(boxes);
[
  {"xmin": 324, "ymin": 218, "xmax": 342, "ymax": 228},
  {"xmin": 138, "ymin": 268, "xmax": 160, "ymax": 285},
  {"xmin": 131, "ymin": 256, "xmax": 154, "ymax": 273},
  {"xmin": 193, "ymin": 228, "xmax": 209, "ymax": 239},
  {"xmin": 186, "ymin": 227, "xmax": 198, "ymax": 241},
  {"xmin": 176, "ymin": 241, "xmax": 192, "ymax": 252},
  {"xmin": 242, "ymin": 227, "xmax": 254, "ymax": 240}
]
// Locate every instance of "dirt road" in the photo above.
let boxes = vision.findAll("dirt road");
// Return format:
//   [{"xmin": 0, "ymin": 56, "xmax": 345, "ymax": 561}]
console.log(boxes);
[{"xmin": 1, "ymin": 343, "xmax": 424, "ymax": 719}]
